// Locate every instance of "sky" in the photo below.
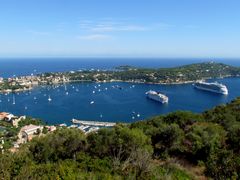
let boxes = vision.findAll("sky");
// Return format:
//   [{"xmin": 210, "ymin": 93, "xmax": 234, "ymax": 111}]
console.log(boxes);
[{"xmin": 0, "ymin": 0, "xmax": 240, "ymax": 58}]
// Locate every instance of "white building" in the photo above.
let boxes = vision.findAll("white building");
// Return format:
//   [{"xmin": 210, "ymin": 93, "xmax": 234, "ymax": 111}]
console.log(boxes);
[{"xmin": 18, "ymin": 124, "xmax": 43, "ymax": 144}]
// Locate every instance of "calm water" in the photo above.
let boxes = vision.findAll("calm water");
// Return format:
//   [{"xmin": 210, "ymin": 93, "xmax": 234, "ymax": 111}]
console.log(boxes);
[
  {"xmin": 0, "ymin": 58, "xmax": 240, "ymax": 124},
  {"xmin": 0, "ymin": 78, "xmax": 240, "ymax": 125},
  {"xmin": 0, "ymin": 58, "xmax": 240, "ymax": 78}
]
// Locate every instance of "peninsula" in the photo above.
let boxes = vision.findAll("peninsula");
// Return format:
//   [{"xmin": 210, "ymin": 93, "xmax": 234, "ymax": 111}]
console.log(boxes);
[{"xmin": 1, "ymin": 62, "xmax": 240, "ymax": 92}]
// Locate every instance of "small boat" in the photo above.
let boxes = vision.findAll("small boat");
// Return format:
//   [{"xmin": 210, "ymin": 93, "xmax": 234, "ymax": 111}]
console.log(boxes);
[
  {"xmin": 48, "ymin": 95, "xmax": 52, "ymax": 102},
  {"xmin": 90, "ymin": 101, "xmax": 95, "ymax": 104},
  {"xmin": 12, "ymin": 95, "xmax": 16, "ymax": 105}
]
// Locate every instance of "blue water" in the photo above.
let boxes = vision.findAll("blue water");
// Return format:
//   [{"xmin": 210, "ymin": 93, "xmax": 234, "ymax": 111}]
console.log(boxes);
[
  {"xmin": 0, "ymin": 58, "xmax": 240, "ymax": 78},
  {"xmin": 0, "ymin": 58, "xmax": 240, "ymax": 125}
]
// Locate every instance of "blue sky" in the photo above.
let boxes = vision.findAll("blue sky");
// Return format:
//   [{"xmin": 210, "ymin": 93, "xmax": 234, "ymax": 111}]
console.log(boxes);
[{"xmin": 0, "ymin": 0, "xmax": 240, "ymax": 58}]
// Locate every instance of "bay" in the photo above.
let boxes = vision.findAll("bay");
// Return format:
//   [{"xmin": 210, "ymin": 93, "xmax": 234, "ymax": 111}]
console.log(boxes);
[
  {"xmin": 0, "ymin": 58, "xmax": 240, "ymax": 125},
  {"xmin": 0, "ymin": 77, "xmax": 239, "ymax": 125}
]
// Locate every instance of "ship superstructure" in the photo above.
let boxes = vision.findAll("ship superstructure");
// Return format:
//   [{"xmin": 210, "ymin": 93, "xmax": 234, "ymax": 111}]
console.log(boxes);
[
  {"xmin": 146, "ymin": 90, "xmax": 168, "ymax": 103},
  {"xmin": 194, "ymin": 81, "xmax": 228, "ymax": 95}
]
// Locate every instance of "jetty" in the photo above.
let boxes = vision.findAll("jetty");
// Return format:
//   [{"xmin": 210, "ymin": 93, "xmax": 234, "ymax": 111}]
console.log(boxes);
[{"xmin": 71, "ymin": 119, "xmax": 116, "ymax": 127}]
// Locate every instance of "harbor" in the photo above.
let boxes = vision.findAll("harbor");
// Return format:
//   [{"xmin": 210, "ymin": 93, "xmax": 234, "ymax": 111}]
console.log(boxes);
[{"xmin": 0, "ymin": 78, "xmax": 240, "ymax": 125}]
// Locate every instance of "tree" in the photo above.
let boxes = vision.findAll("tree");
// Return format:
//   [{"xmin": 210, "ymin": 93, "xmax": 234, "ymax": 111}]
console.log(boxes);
[
  {"xmin": 185, "ymin": 123, "xmax": 226, "ymax": 161},
  {"xmin": 151, "ymin": 124, "xmax": 184, "ymax": 157},
  {"xmin": 42, "ymin": 127, "xmax": 48, "ymax": 134},
  {"xmin": 205, "ymin": 150, "xmax": 239, "ymax": 179},
  {"xmin": 29, "ymin": 128, "xmax": 87, "ymax": 163},
  {"xmin": 162, "ymin": 111, "xmax": 202, "ymax": 129}
]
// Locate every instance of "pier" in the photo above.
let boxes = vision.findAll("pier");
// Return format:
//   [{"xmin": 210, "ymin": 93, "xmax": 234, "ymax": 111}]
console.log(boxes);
[{"xmin": 71, "ymin": 119, "xmax": 116, "ymax": 127}]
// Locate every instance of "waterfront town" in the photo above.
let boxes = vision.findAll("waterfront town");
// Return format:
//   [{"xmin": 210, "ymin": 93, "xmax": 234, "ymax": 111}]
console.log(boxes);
[
  {"xmin": 0, "ymin": 73, "xmax": 71, "ymax": 93},
  {"xmin": 0, "ymin": 112, "xmax": 57, "ymax": 152}
]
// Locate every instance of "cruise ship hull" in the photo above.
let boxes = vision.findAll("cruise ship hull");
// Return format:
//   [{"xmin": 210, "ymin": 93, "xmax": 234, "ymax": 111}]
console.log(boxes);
[
  {"xmin": 146, "ymin": 91, "xmax": 168, "ymax": 103},
  {"xmin": 194, "ymin": 85, "xmax": 228, "ymax": 95}
]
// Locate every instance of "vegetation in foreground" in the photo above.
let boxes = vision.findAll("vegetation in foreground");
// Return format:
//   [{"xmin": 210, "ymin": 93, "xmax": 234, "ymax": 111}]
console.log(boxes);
[{"xmin": 0, "ymin": 98, "xmax": 240, "ymax": 179}]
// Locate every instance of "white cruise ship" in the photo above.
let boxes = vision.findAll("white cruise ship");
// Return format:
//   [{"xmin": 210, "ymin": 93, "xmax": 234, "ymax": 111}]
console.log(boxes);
[
  {"xmin": 194, "ymin": 81, "xmax": 228, "ymax": 95},
  {"xmin": 146, "ymin": 90, "xmax": 168, "ymax": 103}
]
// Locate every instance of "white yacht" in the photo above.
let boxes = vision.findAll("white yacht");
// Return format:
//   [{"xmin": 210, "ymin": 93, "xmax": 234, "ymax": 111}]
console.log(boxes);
[
  {"xmin": 194, "ymin": 81, "xmax": 228, "ymax": 95},
  {"xmin": 146, "ymin": 90, "xmax": 168, "ymax": 103},
  {"xmin": 48, "ymin": 95, "xmax": 52, "ymax": 102}
]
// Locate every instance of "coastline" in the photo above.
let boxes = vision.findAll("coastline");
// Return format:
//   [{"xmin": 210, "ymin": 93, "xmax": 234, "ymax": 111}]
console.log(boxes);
[
  {"xmin": 0, "ymin": 87, "xmax": 33, "ymax": 93},
  {"xmin": 1, "ymin": 61, "xmax": 240, "ymax": 93},
  {"xmin": 0, "ymin": 75, "xmax": 238, "ymax": 94}
]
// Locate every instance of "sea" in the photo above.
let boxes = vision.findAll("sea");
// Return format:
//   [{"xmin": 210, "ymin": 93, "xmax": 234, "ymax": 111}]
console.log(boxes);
[{"xmin": 0, "ymin": 58, "xmax": 240, "ymax": 125}]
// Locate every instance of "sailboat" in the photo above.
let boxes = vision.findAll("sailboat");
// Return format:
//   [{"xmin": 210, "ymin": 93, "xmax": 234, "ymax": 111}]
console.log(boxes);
[
  {"xmin": 12, "ymin": 94, "xmax": 16, "ymax": 105},
  {"xmin": 48, "ymin": 95, "xmax": 52, "ymax": 102},
  {"xmin": 64, "ymin": 83, "xmax": 69, "ymax": 95}
]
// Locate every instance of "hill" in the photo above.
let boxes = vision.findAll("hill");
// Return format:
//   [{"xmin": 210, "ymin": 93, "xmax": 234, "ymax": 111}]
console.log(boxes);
[{"xmin": 66, "ymin": 61, "xmax": 240, "ymax": 84}]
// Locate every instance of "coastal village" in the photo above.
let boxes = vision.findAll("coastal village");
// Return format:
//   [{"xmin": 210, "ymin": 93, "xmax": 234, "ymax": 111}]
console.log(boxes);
[
  {"xmin": 0, "ymin": 112, "xmax": 57, "ymax": 152},
  {"xmin": 0, "ymin": 74, "xmax": 71, "ymax": 93},
  {"xmin": 0, "ymin": 111, "xmax": 114, "ymax": 153}
]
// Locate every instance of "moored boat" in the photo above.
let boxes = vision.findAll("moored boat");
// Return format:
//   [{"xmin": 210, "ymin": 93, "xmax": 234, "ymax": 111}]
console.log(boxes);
[
  {"xmin": 146, "ymin": 90, "xmax": 168, "ymax": 103},
  {"xmin": 193, "ymin": 81, "xmax": 228, "ymax": 95}
]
